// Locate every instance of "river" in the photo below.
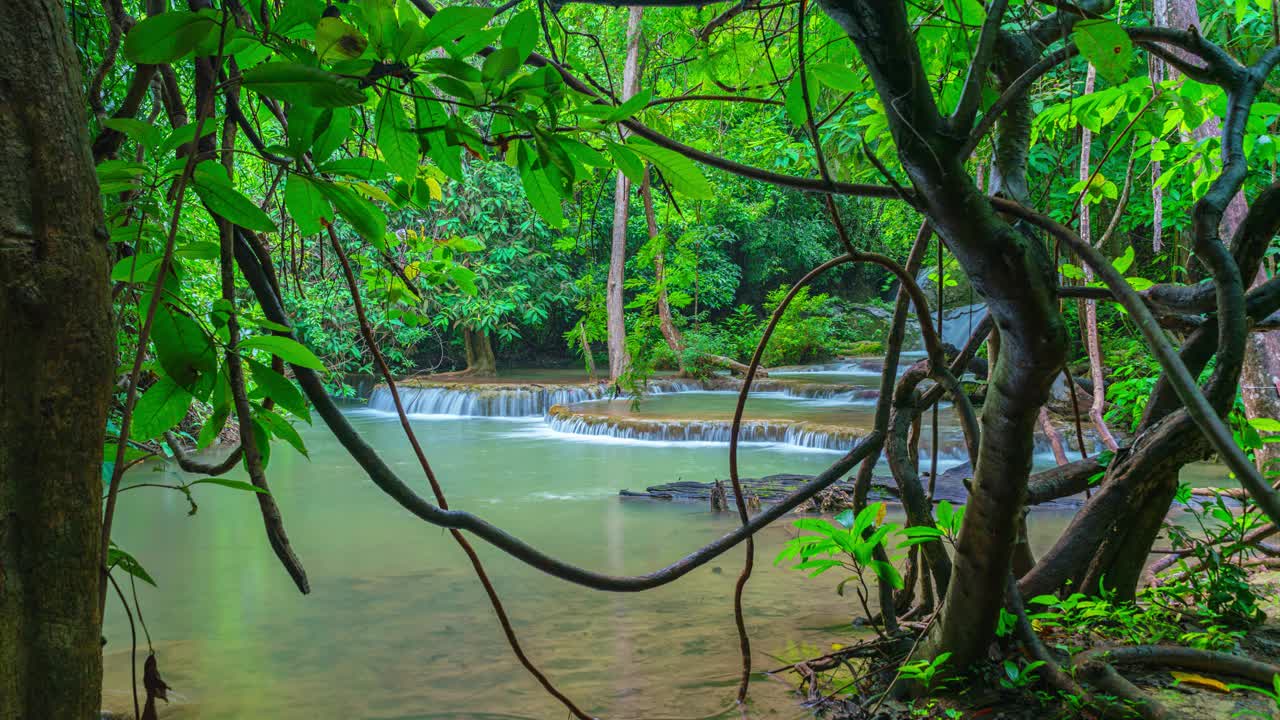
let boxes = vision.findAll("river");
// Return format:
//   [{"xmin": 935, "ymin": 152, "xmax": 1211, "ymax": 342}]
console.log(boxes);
[{"xmin": 101, "ymin": 374, "xmax": 1227, "ymax": 719}]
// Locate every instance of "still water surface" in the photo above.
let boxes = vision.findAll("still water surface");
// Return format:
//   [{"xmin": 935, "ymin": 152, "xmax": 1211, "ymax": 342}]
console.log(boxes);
[{"xmin": 102, "ymin": 392, "xmax": 1220, "ymax": 718}]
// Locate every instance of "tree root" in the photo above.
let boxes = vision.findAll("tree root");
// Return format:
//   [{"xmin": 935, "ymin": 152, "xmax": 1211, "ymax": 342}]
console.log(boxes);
[{"xmin": 1073, "ymin": 645, "xmax": 1280, "ymax": 720}]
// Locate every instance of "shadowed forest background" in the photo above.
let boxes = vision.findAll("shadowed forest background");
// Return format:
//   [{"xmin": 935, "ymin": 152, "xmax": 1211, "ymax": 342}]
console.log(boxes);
[{"xmin": 4, "ymin": 0, "xmax": 1280, "ymax": 718}]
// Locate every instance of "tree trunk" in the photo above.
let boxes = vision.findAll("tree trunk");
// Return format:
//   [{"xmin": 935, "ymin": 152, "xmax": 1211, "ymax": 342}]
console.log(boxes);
[
  {"xmin": 0, "ymin": 0, "xmax": 113, "ymax": 716},
  {"xmin": 641, "ymin": 172, "xmax": 684, "ymax": 370},
  {"xmin": 1078, "ymin": 64, "xmax": 1121, "ymax": 452},
  {"xmin": 606, "ymin": 7, "xmax": 642, "ymax": 381},
  {"xmin": 1241, "ymin": 306, "xmax": 1280, "ymax": 473},
  {"xmin": 580, "ymin": 321, "xmax": 597, "ymax": 380},
  {"xmin": 463, "ymin": 327, "xmax": 497, "ymax": 376}
]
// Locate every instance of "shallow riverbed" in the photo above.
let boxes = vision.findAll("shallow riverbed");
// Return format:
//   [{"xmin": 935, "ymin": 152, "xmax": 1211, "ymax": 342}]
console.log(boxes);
[{"xmin": 102, "ymin": 380, "xmax": 1232, "ymax": 719}]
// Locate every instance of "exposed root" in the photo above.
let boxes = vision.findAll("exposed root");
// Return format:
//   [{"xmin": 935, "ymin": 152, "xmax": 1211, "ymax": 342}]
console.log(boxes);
[{"xmin": 1073, "ymin": 645, "xmax": 1280, "ymax": 720}]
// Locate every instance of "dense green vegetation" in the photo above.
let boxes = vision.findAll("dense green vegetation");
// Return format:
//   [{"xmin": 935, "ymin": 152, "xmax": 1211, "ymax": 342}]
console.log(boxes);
[{"xmin": 4, "ymin": 0, "xmax": 1280, "ymax": 718}]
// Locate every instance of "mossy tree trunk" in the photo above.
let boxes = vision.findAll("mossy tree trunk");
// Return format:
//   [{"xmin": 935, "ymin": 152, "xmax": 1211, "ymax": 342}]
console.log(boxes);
[
  {"xmin": 0, "ymin": 0, "xmax": 114, "ymax": 716},
  {"xmin": 463, "ymin": 327, "xmax": 497, "ymax": 375}
]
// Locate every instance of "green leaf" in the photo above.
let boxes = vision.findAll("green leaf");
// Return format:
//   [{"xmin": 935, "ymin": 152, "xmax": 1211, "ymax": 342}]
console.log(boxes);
[
  {"xmin": 132, "ymin": 376, "xmax": 194, "ymax": 441},
  {"xmin": 312, "ymin": 107, "xmax": 351, "ymax": 163},
  {"xmin": 604, "ymin": 141, "xmax": 644, "ymax": 184},
  {"xmin": 193, "ymin": 162, "xmax": 278, "ymax": 232},
  {"xmin": 123, "ymin": 11, "xmax": 216, "ymax": 64},
  {"xmin": 237, "ymin": 335, "xmax": 326, "ymax": 371},
  {"xmin": 1250, "ymin": 418, "xmax": 1280, "ymax": 433},
  {"xmin": 517, "ymin": 143, "xmax": 564, "ymax": 228},
  {"xmin": 190, "ymin": 478, "xmax": 269, "ymax": 494},
  {"xmin": 375, "ymin": 92, "xmax": 419, "ymax": 180},
  {"xmin": 785, "ymin": 74, "xmax": 809, "ymax": 126},
  {"xmin": 421, "ymin": 6, "xmax": 494, "ymax": 51},
  {"xmin": 315, "ymin": 17, "xmax": 368, "ymax": 63},
  {"xmin": 500, "ymin": 10, "xmax": 538, "ymax": 62},
  {"xmin": 449, "ymin": 265, "xmax": 478, "ymax": 295},
  {"xmin": 102, "ymin": 118, "xmax": 159, "ymax": 149},
  {"xmin": 196, "ymin": 404, "xmax": 230, "ymax": 450},
  {"xmin": 285, "ymin": 174, "xmax": 334, "ymax": 236},
  {"xmin": 319, "ymin": 157, "xmax": 394, "ymax": 180},
  {"xmin": 108, "ymin": 543, "xmax": 157, "ymax": 587},
  {"xmin": 248, "ymin": 360, "xmax": 311, "ymax": 422},
  {"xmin": 316, "ymin": 181, "xmax": 388, "ymax": 246},
  {"xmin": 241, "ymin": 61, "xmax": 367, "ymax": 107},
  {"xmin": 152, "ymin": 306, "xmax": 216, "ymax": 389},
  {"xmin": 1112, "ymin": 245, "xmax": 1135, "ymax": 275},
  {"xmin": 627, "ymin": 141, "xmax": 714, "ymax": 199},
  {"xmin": 1073, "ymin": 19, "xmax": 1134, "ymax": 85},
  {"xmin": 481, "ymin": 46, "xmax": 523, "ymax": 83},
  {"xmin": 257, "ymin": 408, "xmax": 309, "ymax": 457},
  {"xmin": 810, "ymin": 62, "xmax": 860, "ymax": 93}
]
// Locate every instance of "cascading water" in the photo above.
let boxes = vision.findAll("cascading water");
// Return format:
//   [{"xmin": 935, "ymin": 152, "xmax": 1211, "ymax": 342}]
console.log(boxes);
[
  {"xmin": 370, "ymin": 382, "xmax": 612, "ymax": 417},
  {"xmin": 543, "ymin": 406, "xmax": 874, "ymax": 451},
  {"xmin": 372, "ymin": 377, "xmax": 882, "ymax": 418}
]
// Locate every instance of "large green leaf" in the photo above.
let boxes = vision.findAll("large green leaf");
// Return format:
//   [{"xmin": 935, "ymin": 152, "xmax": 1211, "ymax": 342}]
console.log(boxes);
[
  {"xmin": 257, "ymin": 408, "xmax": 309, "ymax": 458},
  {"xmin": 1073, "ymin": 19, "xmax": 1134, "ymax": 85},
  {"xmin": 123, "ymin": 11, "xmax": 216, "ymax": 64},
  {"xmin": 375, "ymin": 92, "xmax": 419, "ymax": 180},
  {"xmin": 248, "ymin": 360, "xmax": 311, "ymax": 422},
  {"xmin": 285, "ymin": 174, "xmax": 333, "ymax": 236},
  {"xmin": 241, "ymin": 62, "xmax": 367, "ymax": 107},
  {"xmin": 421, "ymin": 6, "xmax": 494, "ymax": 51},
  {"xmin": 517, "ymin": 143, "xmax": 564, "ymax": 228},
  {"xmin": 316, "ymin": 181, "xmax": 388, "ymax": 246},
  {"xmin": 315, "ymin": 17, "xmax": 368, "ymax": 63},
  {"xmin": 500, "ymin": 10, "xmax": 538, "ymax": 62},
  {"xmin": 237, "ymin": 335, "xmax": 326, "ymax": 371},
  {"xmin": 193, "ymin": 162, "xmax": 278, "ymax": 232},
  {"xmin": 626, "ymin": 141, "xmax": 714, "ymax": 199},
  {"xmin": 152, "ymin": 306, "xmax": 216, "ymax": 389},
  {"xmin": 132, "ymin": 376, "xmax": 194, "ymax": 441}
]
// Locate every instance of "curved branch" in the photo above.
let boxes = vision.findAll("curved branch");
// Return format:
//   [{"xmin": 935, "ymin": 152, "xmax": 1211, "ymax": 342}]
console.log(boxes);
[
  {"xmin": 993, "ymin": 199, "xmax": 1280, "ymax": 527},
  {"xmin": 162, "ymin": 431, "xmax": 243, "ymax": 476},
  {"xmin": 232, "ymin": 226, "xmax": 882, "ymax": 592}
]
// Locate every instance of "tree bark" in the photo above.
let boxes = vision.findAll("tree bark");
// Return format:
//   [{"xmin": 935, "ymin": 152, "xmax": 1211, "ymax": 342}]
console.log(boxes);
[
  {"xmin": 463, "ymin": 327, "xmax": 497, "ymax": 376},
  {"xmin": 0, "ymin": 0, "xmax": 113, "ymax": 716},
  {"xmin": 606, "ymin": 7, "xmax": 643, "ymax": 381},
  {"xmin": 818, "ymin": 1, "xmax": 1069, "ymax": 667},
  {"xmin": 641, "ymin": 171, "xmax": 684, "ymax": 369},
  {"xmin": 1079, "ymin": 64, "xmax": 1122, "ymax": 452}
]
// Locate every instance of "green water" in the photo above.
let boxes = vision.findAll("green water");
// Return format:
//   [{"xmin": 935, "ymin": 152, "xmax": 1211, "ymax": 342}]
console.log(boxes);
[
  {"xmin": 103, "ymin": 411, "xmax": 898, "ymax": 719},
  {"xmin": 101, "ymin": 399, "xmax": 1230, "ymax": 718}
]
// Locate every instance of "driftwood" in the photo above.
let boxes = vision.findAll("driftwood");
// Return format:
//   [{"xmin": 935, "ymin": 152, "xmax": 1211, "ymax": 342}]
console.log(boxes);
[{"xmin": 620, "ymin": 464, "xmax": 1083, "ymax": 510}]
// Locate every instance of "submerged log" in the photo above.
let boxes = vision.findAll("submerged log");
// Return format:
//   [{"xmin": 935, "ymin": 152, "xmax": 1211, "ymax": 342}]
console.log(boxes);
[{"xmin": 621, "ymin": 465, "xmax": 1085, "ymax": 510}]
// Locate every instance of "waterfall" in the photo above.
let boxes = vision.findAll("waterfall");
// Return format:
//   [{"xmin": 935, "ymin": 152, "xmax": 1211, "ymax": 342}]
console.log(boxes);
[
  {"xmin": 543, "ymin": 406, "xmax": 876, "ymax": 451},
  {"xmin": 938, "ymin": 303, "xmax": 989, "ymax": 350},
  {"xmin": 370, "ymin": 383, "xmax": 612, "ymax": 417}
]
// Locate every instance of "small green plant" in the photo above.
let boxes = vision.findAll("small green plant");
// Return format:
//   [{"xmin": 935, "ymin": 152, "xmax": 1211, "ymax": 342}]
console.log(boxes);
[
  {"xmin": 1161, "ymin": 493, "xmax": 1266, "ymax": 626},
  {"xmin": 1228, "ymin": 673, "xmax": 1280, "ymax": 718},
  {"xmin": 898, "ymin": 652, "xmax": 953, "ymax": 692},
  {"xmin": 999, "ymin": 659, "xmax": 1046, "ymax": 690},
  {"xmin": 1179, "ymin": 624, "xmax": 1246, "ymax": 651},
  {"xmin": 776, "ymin": 503, "xmax": 904, "ymax": 632}
]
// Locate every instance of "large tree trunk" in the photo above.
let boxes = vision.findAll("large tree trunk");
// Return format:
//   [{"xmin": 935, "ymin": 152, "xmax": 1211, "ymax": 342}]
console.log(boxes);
[
  {"xmin": 0, "ymin": 0, "xmax": 114, "ymax": 716},
  {"xmin": 463, "ymin": 327, "xmax": 497, "ymax": 376},
  {"xmin": 606, "ymin": 7, "xmax": 643, "ymax": 381},
  {"xmin": 820, "ymin": 1, "xmax": 1069, "ymax": 667}
]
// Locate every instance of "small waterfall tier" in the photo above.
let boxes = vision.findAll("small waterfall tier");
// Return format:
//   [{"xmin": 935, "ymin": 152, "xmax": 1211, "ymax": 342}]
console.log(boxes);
[
  {"xmin": 371, "ymin": 381, "xmax": 612, "ymax": 417},
  {"xmin": 545, "ymin": 405, "xmax": 873, "ymax": 451},
  {"xmin": 648, "ymin": 376, "xmax": 880, "ymax": 402},
  {"xmin": 371, "ymin": 377, "xmax": 881, "ymax": 417}
]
